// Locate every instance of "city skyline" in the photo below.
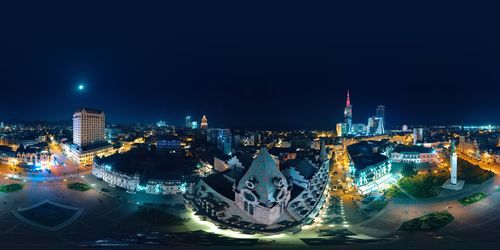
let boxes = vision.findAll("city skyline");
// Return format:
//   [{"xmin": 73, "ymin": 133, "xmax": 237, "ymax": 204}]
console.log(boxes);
[{"xmin": 0, "ymin": 2, "xmax": 499, "ymax": 128}]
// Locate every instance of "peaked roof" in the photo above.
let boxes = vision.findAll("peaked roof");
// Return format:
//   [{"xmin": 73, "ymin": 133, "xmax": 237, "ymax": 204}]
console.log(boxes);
[
  {"xmin": 237, "ymin": 147, "xmax": 288, "ymax": 207},
  {"xmin": 75, "ymin": 107, "xmax": 104, "ymax": 114}
]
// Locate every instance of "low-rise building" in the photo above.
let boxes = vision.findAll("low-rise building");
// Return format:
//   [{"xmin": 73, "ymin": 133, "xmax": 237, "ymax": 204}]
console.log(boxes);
[{"xmin": 391, "ymin": 145, "xmax": 436, "ymax": 164}]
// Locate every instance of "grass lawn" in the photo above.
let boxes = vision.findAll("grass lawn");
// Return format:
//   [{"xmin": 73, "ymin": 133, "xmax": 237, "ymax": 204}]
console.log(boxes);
[
  {"xmin": 136, "ymin": 206, "xmax": 187, "ymax": 226},
  {"xmin": 397, "ymin": 172, "xmax": 448, "ymax": 198},
  {"xmin": 400, "ymin": 211, "xmax": 454, "ymax": 231},
  {"xmin": 67, "ymin": 182, "xmax": 91, "ymax": 191},
  {"xmin": 458, "ymin": 192, "xmax": 487, "ymax": 206},
  {"xmin": 0, "ymin": 183, "xmax": 23, "ymax": 193},
  {"xmin": 388, "ymin": 159, "xmax": 494, "ymax": 199},
  {"xmin": 457, "ymin": 158, "xmax": 494, "ymax": 184}
]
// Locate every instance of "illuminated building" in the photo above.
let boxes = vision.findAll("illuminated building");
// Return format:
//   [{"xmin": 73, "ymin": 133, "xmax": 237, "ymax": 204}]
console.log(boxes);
[
  {"xmin": 376, "ymin": 105, "xmax": 385, "ymax": 129},
  {"xmin": 63, "ymin": 108, "xmax": 114, "ymax": 165},
  {"xmin": 201, "ymin": 115, "xmax": 208, "ymax": 129},
  {"xmin": 390, "ymin": 145, "xmax": 436, "ymax": 163},
  {"xmin": 73, "ymin": 108, "xmax": 106, "ymax": 147},
  {"xmin": 347, "ymin": 141, "xmax": 396, "ymax": 195},
  {"xmin": 351, "ymin": 123, "xmax": 367, "ymax": 135},
  {"xmin": 185, "ymin": 115, "xmax": 192, "ymax": 128},
  {"xmin": 402, "ymin": 124, "xmax": 408, "ymax": 131},
  {"xmin": 367, "ymin": 116, "xmax": 384, "ymax": 135},
  {"xmin": 92, "ymin": 147, "xmax": 195, "ymax": 195},
  {"xmin": 344, "ymin": 90, "xmax": 352, "ymax": 134},
  {"xmin": 413, "ymin": 128, "xmax": 424, "ymax": 145},
  {"xmin": 207, "ymin": 128, "xmax": 232, "ymax": 155},
  {"xmin": 190, "ymin": 144, "xmax": 330, "ymax": 231},
  {"xmin": 336, "ymin": 123, "xmax": 345, "ymax": 137},
  {"xmin": 156, "ymin": 120, "xmax": 167, "ymax": 127},
  {"xmin": 191, "ymin": 121, "xmax": 199, "ymax": 129}
]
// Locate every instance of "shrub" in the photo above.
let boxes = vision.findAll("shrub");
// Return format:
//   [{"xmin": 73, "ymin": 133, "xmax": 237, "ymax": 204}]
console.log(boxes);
[
  {"xmin": 67, "ymin": 182, "xmax": 91, "ymax": 191},
  {"xmin": 0, "ymin": 183, "xmax": 23, "ymax": 193},
  {"xmin": 400, "ymin": 211, "xmax": 454, "ymax": 231}
]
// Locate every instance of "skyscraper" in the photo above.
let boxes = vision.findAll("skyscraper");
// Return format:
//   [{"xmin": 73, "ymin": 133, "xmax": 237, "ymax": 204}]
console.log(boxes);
[
  {"xmin": 73, "ymin": 108, "xmax": 106, "ymax": 147},
  {"xmin": 185, "ymin": 115, "xmax": 192, "ymax": 128},
  {"xmin": 201, "ymin": 115, "xmax": 208, "ymax": 129},
  {"xmin": 413, "ymin": 128, "xmax": 424, "ymax": 145},
  {"xmin": 376, "ymin": 105, "xmax": 385, "ymax": 128},
  {"xmin": 344, "ymin": 90, "xmax": 352, "ymax": 134}
]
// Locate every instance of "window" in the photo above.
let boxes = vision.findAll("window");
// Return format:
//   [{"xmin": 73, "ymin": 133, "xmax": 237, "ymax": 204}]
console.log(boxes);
[
  {"xmin": 249, "ymin": 204, "xmax": 254, "ymax": 215},
  {"xmin": 244, "ymin": 201, "xmax": 248, "ymax": 211}
]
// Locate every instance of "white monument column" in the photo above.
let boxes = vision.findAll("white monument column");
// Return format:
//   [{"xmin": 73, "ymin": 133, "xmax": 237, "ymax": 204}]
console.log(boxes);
[
  {"xmin": 442, "ymin": 139, "xmax": 464, "ymax": 190},
  {"xmin": 450, "ymin": 141, "xmax": 457, "ymax": 185}
]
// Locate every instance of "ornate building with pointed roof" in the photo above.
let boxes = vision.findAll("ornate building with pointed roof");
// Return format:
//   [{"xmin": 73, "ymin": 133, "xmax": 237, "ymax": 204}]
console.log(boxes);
[
  {"xmin": 234, "ymin": 147, "xmax": 291, "ymax": 225},
  {"xmin": 189, "ymin": 142, "xmax": 331, "ymax": 232}
]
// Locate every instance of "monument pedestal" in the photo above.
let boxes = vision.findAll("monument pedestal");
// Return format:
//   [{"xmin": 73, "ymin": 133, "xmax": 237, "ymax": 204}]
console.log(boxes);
[{"xmin": 442, "ymin": 179, "xmax": 465, "ymax": 190}]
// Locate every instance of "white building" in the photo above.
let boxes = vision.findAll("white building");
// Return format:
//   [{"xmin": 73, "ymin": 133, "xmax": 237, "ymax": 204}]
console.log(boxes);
[
  {"xmin": 63, "ymin": 108, "xmax": 114, "ymax": 165},
  {"xmin": 73, "ymin": 108, "xmax": 106, "ymax": 147},
  {"xmin": 391, "ymin": 145, "xmax": 436, "ymax": 164}
]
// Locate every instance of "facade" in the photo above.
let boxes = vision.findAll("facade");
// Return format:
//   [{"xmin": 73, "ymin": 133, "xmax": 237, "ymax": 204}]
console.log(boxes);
[
  {"xmin": 344, "ymin": 90, "xmax": 352, "ymax": 134},
  {"xmin": 201, "ymin": 115, "xmax": 208, "ymax": 129},
  {"xmin": 367, "ymin": 116, "xmax": 384, "ymax": 135},
  {"xmin": 347, "ymin": 141, "xmax": 395, "ymax": 195},
  {"xmin": 390, "ymin": 145, "xmax": 436, "ymax": 163},
  {"xmin": 64, "ymin": 108, "xmax": 114, "ymax": 165},
  {"xmin": 73, "ymin": 108, "xmax": 106, "ymax": 147},
  {"xmin": 185, "ymin": 115, "xmax": 192, "ymax": 128},
  {"xmin": 156, "ymin": 137, "xmax": 182, "ymax": 150},
  {"xmin": 190, "ymin": 144, "xmax": 330, "ymax": 231},
  {"xmin": 235, "ymin": 148, "xmax": 291, "ymax": 224},
  {"xmin": 376, "ymin": 105, "xmax": 385, "ymax": 129},
  {"xmin": 207, "ymin": 128, "xmax": 232, "ymax": 155},
  {"xmin": 92, "ymin": 148, "xmax": 195, "ymax": 195},
  {"xmin": 413, "ymin": 128, "xmax": 424, "ymax": 145}
]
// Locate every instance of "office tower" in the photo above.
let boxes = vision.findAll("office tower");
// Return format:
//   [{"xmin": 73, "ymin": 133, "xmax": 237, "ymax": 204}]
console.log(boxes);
[
  {"xmin": 73, "ymin": 108, "xmax": 105, "ymax": 147},
  {"xmin": 191, "ymin": 121, "xmax": 199, "ymax": 129},
  {"xmin": 201, "ymin": 115, "xmax": 208, "ymax": 129},
  {"xmin": 367, "ymin": 116, "xmax": 384, "ymax": 135},
  {"xmin": 413, "ymin": 128, "xmax": 424, "ymax": 145},
  {"xmin": 344, "ymin": 90, "xmax": 352, "ymax": 134},
  {"xmin": 376, "ymin": 105, "xmax": 385, "ymax": 129},
  {"xmin": 185, "ymin": 115, "xmax": 192, "ymax": 128}
]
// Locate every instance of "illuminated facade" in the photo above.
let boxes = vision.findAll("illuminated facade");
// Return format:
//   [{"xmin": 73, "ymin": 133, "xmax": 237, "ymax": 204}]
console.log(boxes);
[
  {"xmin": 185, "ymin": 115, "xmax": 192, "ymax": 128},
  {"xmin": 201, "ymin": 115, "xmax": 208, "ymax": 129},
  {"xmin": 190, "ymin": 144, "xmax": 330, "ymax": 231},
  {"xmin": 344, "ymin": 91, "xmax": 352, "ymax": 134},
  {"xmin": 64, "ymin": 108, "xmax": 114, "ymax": 165},
  {"xmin": 73, "ymin": 108, "xmax": 106, "ymax": 147},
  {"xmin": 391, "ymin": 145, "xmax": 436, "ymax": 163}
]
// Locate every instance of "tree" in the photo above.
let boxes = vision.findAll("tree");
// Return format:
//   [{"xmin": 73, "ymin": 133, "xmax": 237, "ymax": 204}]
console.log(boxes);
[{"xmin": 401, "ymin": 163, "xmax": 417, "ymax": 178}]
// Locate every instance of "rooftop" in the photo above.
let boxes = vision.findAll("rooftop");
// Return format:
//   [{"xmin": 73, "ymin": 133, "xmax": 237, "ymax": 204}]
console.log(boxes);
[{"xmin": 95, "ymin": 147, "xmax": 197, "ymax": 181}]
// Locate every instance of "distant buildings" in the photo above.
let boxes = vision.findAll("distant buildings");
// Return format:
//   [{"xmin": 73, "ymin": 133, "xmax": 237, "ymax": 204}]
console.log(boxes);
[
  {"xmin": 191, "ymin": 121, "xmax": 199, "ymax": 129},
  {"xmin": 336, "ymin": 123, "xmax": 346, "ymax": 137},
  {"xmin": 207, "ymin": 128, "xmax": 232, "ymax": 155},
  {"xmin": 376, "ymin": 105, "xmax": 385, "ymax": 128},
  {"xmin": 185, "ymin": 116, "xmax": 192, "ymax": 128},
  {"xmin": 201, "ymin": 115, "xmax": 208, "ymax": 129}
]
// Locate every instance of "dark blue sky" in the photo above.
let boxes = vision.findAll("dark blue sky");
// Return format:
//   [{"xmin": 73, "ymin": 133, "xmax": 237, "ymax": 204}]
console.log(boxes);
[{"xmin": 0, "ymin": 2, "xmax": 499, "ymax": 129}]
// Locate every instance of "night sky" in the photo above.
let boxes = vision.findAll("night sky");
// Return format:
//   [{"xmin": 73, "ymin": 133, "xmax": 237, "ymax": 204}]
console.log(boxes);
[{"xmin": 0, "ymin": 2, "xmax": 499, "ymax": 129}]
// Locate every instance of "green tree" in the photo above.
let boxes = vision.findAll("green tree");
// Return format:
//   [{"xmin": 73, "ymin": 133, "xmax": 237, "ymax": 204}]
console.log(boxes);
[{"xmin": 401, "ymin": 163, "xmax": 417, "ymax": 178}]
